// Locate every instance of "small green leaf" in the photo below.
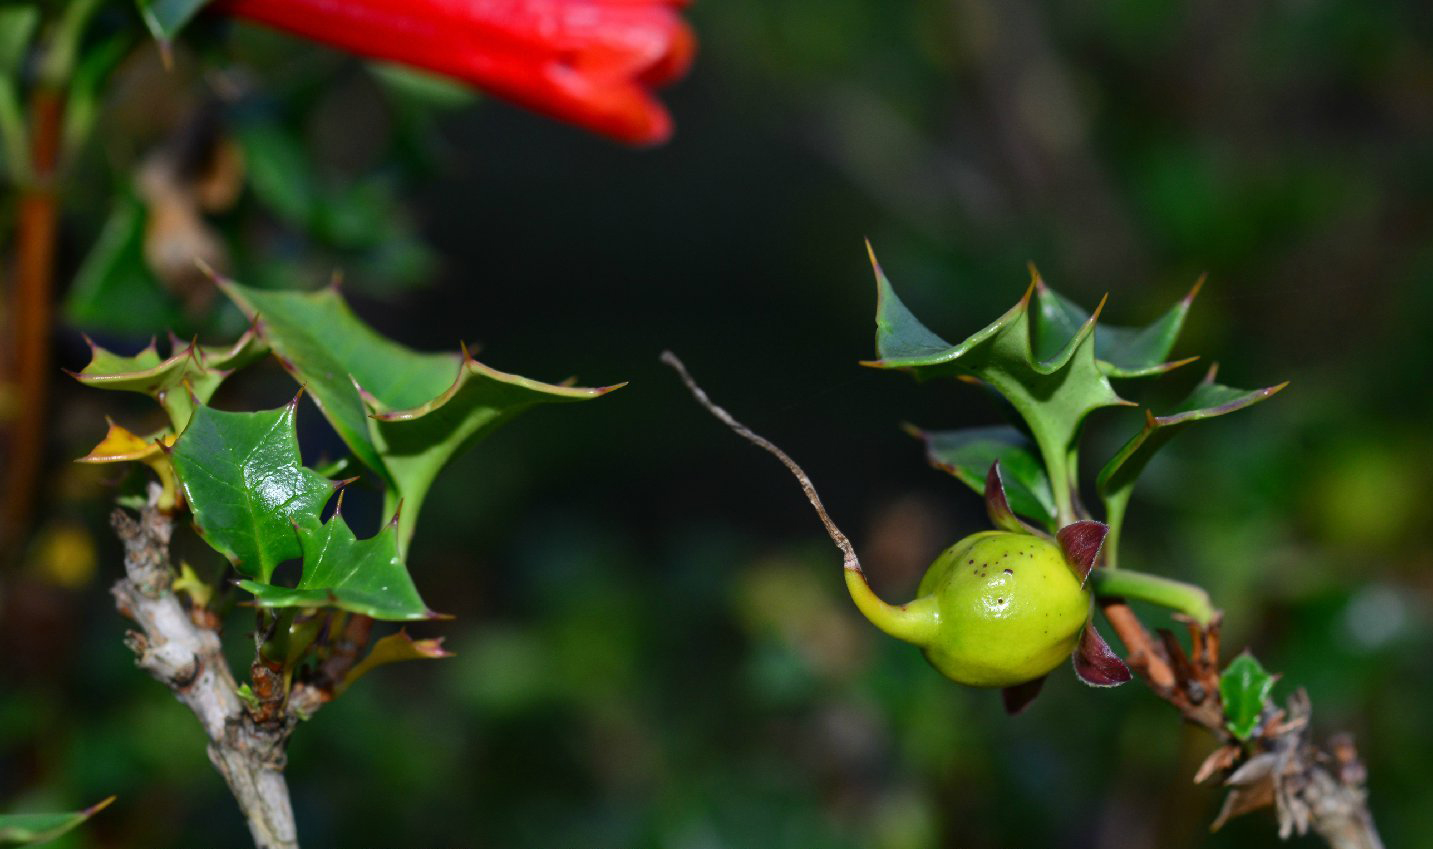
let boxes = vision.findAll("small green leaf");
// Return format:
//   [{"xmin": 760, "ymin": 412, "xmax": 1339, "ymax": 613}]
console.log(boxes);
[
  {"xmin": 0, "ymin": 797, "xmax": 114, "ymax": 846},
  {"xmin": 1220, "ymin": 652, "xmax": 1277, "ymax": 741},
  {"xmin": 136, "ymin": 0, "xmax": 215, "ymax": 42},
  {"xmin": 169, "ymin": 400, "xmax": 337, "ymax": 582},
  {"xmin": 71, "ymin": 328, "xmax": 266, "ymax": 431},
  {"xmin": 1030, "ymin": 273, "xmax": 1203, "ymax": 378},
  {"xmin": 218, "ymin": 280, "xmax": 617, "ymax": 551},
  {"xmin": 334, "ymin": 630, "xmax": 451, "ymax": 697},
  {"xmin": 864, "ymin": 247, "xmax": 1129, "ymax": 524},
  {"xmin": 1097, "ymin": 365, "xmax": 1286, "ymax": 566},
  {"xmin": 0, "ymin": 7, "xmax": 38, "ymax": 77},
  {"xmin": 907, "ymin": 425, "xmax": 1056, "ymax": 530},
  {"xmin": 237, "ymin": 510, "xmax": 436, "ymax": 621}
]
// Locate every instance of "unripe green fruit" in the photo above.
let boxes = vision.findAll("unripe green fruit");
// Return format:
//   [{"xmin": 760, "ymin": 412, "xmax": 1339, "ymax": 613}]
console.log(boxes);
[
  {"xmin": 917, "ymin": 531, "xmax": 1090, "ymax": 687},
  {"xmin": 845, "ymin": 530, "xmax": 1090, "ymax": 688}
]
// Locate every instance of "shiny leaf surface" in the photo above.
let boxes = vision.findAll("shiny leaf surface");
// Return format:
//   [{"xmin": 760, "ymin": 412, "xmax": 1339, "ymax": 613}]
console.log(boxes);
[{"xmin": 169, "ymin": 400, "xmax": 336, "ymax": 581}]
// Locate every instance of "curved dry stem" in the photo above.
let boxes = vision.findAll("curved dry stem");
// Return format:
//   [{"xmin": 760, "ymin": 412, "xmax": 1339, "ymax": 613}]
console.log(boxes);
[{"xmin": 660, "ymin": 351, "xmax": 936, "ymax": 644}]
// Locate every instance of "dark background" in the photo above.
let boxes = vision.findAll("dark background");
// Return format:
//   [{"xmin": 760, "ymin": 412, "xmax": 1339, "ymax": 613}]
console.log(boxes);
[{"xmin": 5, "ymin": 0, "xmax": 1433, "ymax": 846}]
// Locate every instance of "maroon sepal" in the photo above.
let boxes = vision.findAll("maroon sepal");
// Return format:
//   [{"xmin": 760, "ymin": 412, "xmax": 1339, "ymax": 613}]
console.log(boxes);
[
  {"xmin": 984, "ymin": 462, "xmax": 1026, "ymax": 534},
  {"xmin": 1002, "ymin": 675, "xmax": 1047, "ymax": 715},
  {"xmin": 1056, "ymin": 520, "xmax": 1108, "ymax": 585},
  {"xmin": 1072, "ymin": 620, "xmax": 1131, "ymax": 687}
]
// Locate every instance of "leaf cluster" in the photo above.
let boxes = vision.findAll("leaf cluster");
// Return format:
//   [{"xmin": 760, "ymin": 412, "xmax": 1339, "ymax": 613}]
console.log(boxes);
[{"xmin": 75, "ymin": 276, "xmax": 612, "ymax": 634}]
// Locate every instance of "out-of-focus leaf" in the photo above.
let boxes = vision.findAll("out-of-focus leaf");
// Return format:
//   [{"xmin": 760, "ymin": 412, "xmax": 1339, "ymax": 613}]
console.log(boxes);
[
  {"xmin": 136, "ymin": 0, "xmax": 215, "ymax": 42},
  {"xmin": 0, "ymin": 7, "xmax": 38, "ymax": 76},
  {"xmin": 907, "ymin": 425, "xmax": 1055, "ymax": 530},
  {"xmin": 237, "ymin": 509, "xmax": 437, "ymax": 620},
  {"xmin": 65, "ymin": 197, "xmax": 188, "ymax": 336},
  {"xmin": 62, "ymin": 31, "xmax": 133, "ymax": 153},
  {"xmin": 1096, "ymin": 365, "xmax": 1286, "ymax": 565},
  {"xmin": 1220, "ymin": 652, "xmax": 1276, "ymax": 741},
  {"xmin": 169, "ymin": 400, "xmax": 337, "ymax": 582},
  {"xmin": 1030, "ymin": 273, "xmax": 1202, "ymax": 378},
  {"xmin": 863, "ymin": 245, "xmax": 1128, "ymax": 524},
  {"xmin": 219, "ymin": 280, "xmax": 618, "ymax": 551},
  {"xmin": 0, "ymin": 797, "xmax": 114, "ymax": 845},
  {"xmin": 70, "ymin": 328, "xmax": 266, "ymax": 430},
  {"xmin": 236, "ymin": 123, "xmax": 316, "ymax": 227},
  {"xmin": 335, "ymin": 630, "xmax": 452, "ymax": 696},
  {"xmin": 370, "ymin": 63, "xmax": 478, "ymax": 110}
]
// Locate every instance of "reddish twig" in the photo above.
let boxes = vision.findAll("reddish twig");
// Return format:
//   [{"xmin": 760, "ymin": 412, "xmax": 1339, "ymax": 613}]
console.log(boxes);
[{"xmin": 1, "ymin": 87, "xmax": 64, "ymax": 548}]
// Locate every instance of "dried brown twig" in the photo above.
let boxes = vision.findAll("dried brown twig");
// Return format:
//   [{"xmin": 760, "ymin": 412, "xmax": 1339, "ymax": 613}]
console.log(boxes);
[{"xmin": 109, "ymin": 484, "xmax": 381, "ymax": 849}]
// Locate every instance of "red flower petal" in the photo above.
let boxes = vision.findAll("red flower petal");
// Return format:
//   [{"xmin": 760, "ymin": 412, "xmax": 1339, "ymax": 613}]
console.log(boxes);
[{"xmin": 212, "ymin": 0, "xmax": 695, "ymax": 145}]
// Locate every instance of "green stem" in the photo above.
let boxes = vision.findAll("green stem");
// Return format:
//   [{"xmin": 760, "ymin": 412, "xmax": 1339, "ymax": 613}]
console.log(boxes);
[
  {"xmin": 1089, "ymin": 567, "xmax": 1214, "ymax": 626},
  {"xmin": 1101, "ymin": 490, "xmax": 1130, "ymax": 570}
]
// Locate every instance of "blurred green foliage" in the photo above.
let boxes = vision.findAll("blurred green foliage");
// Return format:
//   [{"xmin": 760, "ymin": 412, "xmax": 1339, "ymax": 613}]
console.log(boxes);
[{"xmin": 4, "ymin": 0, "xmax": 1433, "ymax": 847}]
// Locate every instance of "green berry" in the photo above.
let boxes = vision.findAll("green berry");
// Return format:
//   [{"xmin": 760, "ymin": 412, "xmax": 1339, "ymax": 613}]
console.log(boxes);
[{"xmin": 845, "ymin": 530, "xmax": 1090, "ymax": 688}]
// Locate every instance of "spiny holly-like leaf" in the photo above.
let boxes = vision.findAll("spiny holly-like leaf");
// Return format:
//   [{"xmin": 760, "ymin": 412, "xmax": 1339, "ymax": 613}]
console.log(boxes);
[
  {"xmin": 1220, "ymin": 652, "xmax": 1277, "ymax": 741},
  {"xmin": 366, "ymin": 352, "xmax": 621, "ymax": 548},
  {"xmin": 218, "ymin": 279, "xmax": 619, "ymax": 551},
  {"xmin": 169, "ymin": 400, "xmax": 338, "ymax": 582},
  {"xmin": 77, "ymin": 420, "xmax": 168, "ymax": 464},
  {"xmin": 0, "ymin": 797, "xmax": 114, "ymax": 845},
  {"xmin": 1031, "ymin": 272, "xmax": 1203, "ymax": 378},
  {"xmin": 864, "ymin": 245, "xmax": 1129, "ymax": 524},
  {"xmin": 77, "ymin": 420, "xmax": 180, "ymax": 509},
  {"xmin": 1097, "ymin": 365, "xmax": 1287, "ymax": 566},
  {"xmin": 237, "ymin": 509, "xmax": 437, "ymax": 621},
  {"xmin": 908, "ymin": 425, "xmax": 1055, "ymax": 530},
  {"xmin": 334, "ymin": 630, "xmax": 451, "ymax": 697},
  {"xmin": 70, "ymin": 330, "xmax": 266, "ymax": 430}
]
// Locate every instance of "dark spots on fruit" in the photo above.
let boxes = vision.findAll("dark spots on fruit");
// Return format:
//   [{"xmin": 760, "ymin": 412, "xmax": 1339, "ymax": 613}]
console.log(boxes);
[
  {"xmin": 1004, "ymin": 568, "xmax": 1013, "ymax": 574},
  {"xmin": 997, "ymin": 598, "xmax": 1004, "ymax": 604}
]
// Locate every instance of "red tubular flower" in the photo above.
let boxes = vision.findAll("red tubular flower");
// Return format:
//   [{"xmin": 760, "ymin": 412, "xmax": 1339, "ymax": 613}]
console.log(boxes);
[{"xmin": 211, "ymin": 0, "xmax": 696, "ymax": 145}]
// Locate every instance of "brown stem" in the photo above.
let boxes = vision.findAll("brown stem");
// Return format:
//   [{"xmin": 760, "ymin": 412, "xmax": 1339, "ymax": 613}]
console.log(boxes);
[
  {"xmin": 1, "ymin": 87, "xmax": 64, "ymax": 547},
  {"xmin": 1100, "ymin": 599, "xmax": 1382, "ymax": 848},
  {"xmin": 111, "ymin": 487, "xmax": 300, "ymax": 849}
]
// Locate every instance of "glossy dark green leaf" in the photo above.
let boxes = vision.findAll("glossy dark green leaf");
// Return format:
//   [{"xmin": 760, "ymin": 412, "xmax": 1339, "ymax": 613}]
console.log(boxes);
[
  {"xmin": 907, "ymin": 425, "xmax": 1055, "ymax": 530},
  {"xmin": 219, "ymin": 280, "xmax": 617, "ymax": 550},
  {"xmin": 136, "ymin": 0, "xmax": 215, "ymax": 42},
  {"xmin": 1220, "ymin": 652, "xmax": 1276, "ymax": 741},
  {"xmin": 1097, "ymin": 365, "xmax": 1286, "ymax": 565},
  {"xmin": 237, "ymin": 509, "xmax": 436, "ymax": 621},
  {"xmin": 1030, "ymin": 273, "xmax": 1203, "ymax": 378},
  {"xmin": 70, "ymin": 326, "xmax": 266, "ymax": 431},
  {"xmin": 864, "ymin": 245, "xmax": 1128, "ymax": 525},
  {"xmin": 169, "ymin": 400, "xmax": 337, "ymax": 581},
  {"xmin": 0, "ymin": 797, "xmax": 113, "ymax": 845}
]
